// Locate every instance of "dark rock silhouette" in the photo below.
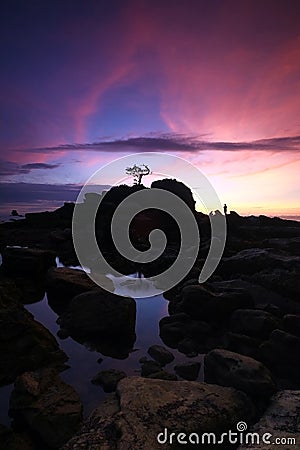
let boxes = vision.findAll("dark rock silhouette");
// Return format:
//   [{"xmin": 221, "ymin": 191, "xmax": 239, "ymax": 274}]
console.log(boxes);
[
  {"xmin": 57, "ymin": 290, "xmax": 136, "ymax": 359},
  {"xmin": 11, "ymin": 209, "xmax": 21, "ymax": 217}
]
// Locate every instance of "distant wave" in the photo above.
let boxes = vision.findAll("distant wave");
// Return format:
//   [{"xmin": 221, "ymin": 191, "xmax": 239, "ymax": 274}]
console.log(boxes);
[{"xmin": 279, "ymin": 215, "xmax": 300, "ymax": 222}]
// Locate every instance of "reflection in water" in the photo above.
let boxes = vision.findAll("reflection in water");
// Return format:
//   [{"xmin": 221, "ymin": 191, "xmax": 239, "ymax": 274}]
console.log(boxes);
[
  {"xmin": 56, "ymin": 256, "xmax": 162, "ymax": 297},
  {"xmin": 106, "ymin": 272, "xmax": 162, "ymax": 297},
  {"xmin": 25, "ymin": 292, "xmax": 204, "ymax": 419},
  {"xmin": 0, "ymin": 384, "xmax": 14, "ymax": 426}
]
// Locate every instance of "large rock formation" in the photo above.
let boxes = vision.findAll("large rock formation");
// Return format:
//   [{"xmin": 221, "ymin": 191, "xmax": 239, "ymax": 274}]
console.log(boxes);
[{"xmin": 63, "ymin": 377, "xmax": 255, "ymax": 449}]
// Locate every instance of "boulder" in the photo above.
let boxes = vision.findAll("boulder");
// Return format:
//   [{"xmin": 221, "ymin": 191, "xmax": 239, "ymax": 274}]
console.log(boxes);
[
  {"xmin": 9, "ymin": 369, "xmax": 82, "ymax": 449},
  {"xmin": 251, "ymin": 267, "xmax": 300, "ymax": 300},
  {"xmin": 283, "ymin": 314, "xmax": 300, "ymax": 337},
  {"xmin": 211, "ymin": 278, "xmax": 300, "ymax": 315},
  {"xmin": 260, "ymin": 329, "xmax": 300, "ymax": 378},
  {"xmin": 140, "ymin": 359, "xmax": 162, "ymax": 376},
  {"xmin": 1, "ymin": 247, "xmax": 56, "ymax": 277},
  {"xmin": 259, "ymin": 303, "xmax": 282, "ymax": 318},
  {"xmin": 159, "ymin": 320, "xmax": 187, "ymax": 348},
  {"xmin": 177, "ymin": 337, "xmax": 199, "ymax": 356},
  {"xmin": 174, "ymin": 362, "xmax": 201, "ymax": 381},
  {"xmin": 63, "ymin": 377, "xmax": 255, "ymax": 449},
  {"xmin": 188, "ymin": 320, "xmax": 212, "ymax": 339},
  {"xmin": 205, "ymin": 349, "xmax": 276, "ymax": 399},
  {"xmin": 58, "ymin": 290, "xmax": 136, "ymax": 337},
  {"xmin": 140, "ymin": 358, "xmax": 177, "ymax": 380},
  {"xmin": 49, "ymin": 228, "xmax": 71, "ymax": 243},
  {"xmin": 171, "ymin": 284, "xmax": 253, "ymax": 322},
  {"xmin": 262, "ymin": 236, "xmax": 300, "ymax": 255},
  {"xmin": 147, "ymin": 345, "xmax": 174, "ymax": 366},
  {"xmin": 225, "ymin": 332, "xmax": 261, "ymax": 359},
  {"xmin": 46, "ymin": 267, "xmax": 101, "ymax": 307},
  {"xmin": 0, "ymin": 279, "xmax": 67, "ymax": 385},
  {"xmin": 230, "ymin": 309, "xmax": 281, "ymax": 339},
  {"xmin": 238, "ymin": 390, "xmax": 300, "ymax": 449},
  {"xmin": 91, "ymin": 369, "xmax": 126, "ymax": 392},
  {"xmin": 57, "ymin": 290, "xmax": 136, "ymax": 358},
  {"xmin": 159, "ymin": 312, "xmax": 213, "ymax": 354},
  {"xmin": 146, "ymin": 370, "xmax": 177, "ymax": 381},
  {"xmin": 219, "ymin": 248, "xmax": 300, "ymax": 277},
  {"xmin": 0, "ymin": 424, "xmax": 35, "ymax": 450}
]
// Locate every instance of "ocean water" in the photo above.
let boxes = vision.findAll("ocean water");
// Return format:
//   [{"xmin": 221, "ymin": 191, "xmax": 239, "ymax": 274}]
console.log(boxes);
[{"xmin": 1, "ymin": 201, "xmax": 299, "ymax": 223}]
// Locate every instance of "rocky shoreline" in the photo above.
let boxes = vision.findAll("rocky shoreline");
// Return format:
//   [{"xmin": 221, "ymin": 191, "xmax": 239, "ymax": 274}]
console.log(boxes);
[{"xmin": 0, "ymin": 200, "xmax": 299, "ymax": 449}]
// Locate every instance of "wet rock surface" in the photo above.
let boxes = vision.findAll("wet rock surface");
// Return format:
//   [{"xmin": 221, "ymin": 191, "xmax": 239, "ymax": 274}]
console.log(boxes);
[
  {"xmin": 63, "ymin": 377, "xmax": 255, "ymax": 450},
  {"xmin": 204, "ymin": 349, "xmax": 276, "ymax": 400},
  {"xmin": 147, "ymin": 344, "xmax": 174, "ymax": 366},
  {"xmin": 9, "ymin": 369, "xmax": 83, "ymax": 449},
  {"xmin": 238, "ymin": 390, "xmax": 300, "ymax": 449}
]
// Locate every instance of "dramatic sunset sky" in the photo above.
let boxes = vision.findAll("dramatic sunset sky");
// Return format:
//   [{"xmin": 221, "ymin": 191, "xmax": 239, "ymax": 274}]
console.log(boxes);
[{"xmin": 1, "ymin": 0, "xmax": 300, "ymax": 217}]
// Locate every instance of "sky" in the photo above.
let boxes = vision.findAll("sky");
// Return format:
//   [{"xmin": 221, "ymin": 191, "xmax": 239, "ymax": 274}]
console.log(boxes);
[{"xmin": 1, "ymin": 0, "xmax": 300, "ymax": 217}]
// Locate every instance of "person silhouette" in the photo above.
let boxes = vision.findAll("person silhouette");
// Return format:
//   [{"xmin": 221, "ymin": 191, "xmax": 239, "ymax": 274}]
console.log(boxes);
[{"xmin": 223, "ymin": 203, "xmax": 228, "ymax": 215}]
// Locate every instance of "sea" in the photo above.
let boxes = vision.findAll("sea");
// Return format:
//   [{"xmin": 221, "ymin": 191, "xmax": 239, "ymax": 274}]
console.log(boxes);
[{"xmin": 1, "ymin": 202, "xmax": 299, "ymax": 223}]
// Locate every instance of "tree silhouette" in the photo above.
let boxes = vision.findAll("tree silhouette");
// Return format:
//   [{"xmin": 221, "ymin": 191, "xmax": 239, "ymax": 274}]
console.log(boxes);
[{"xmin": 126, "ymin": 164, "xmax": 151, "ymax": 185}]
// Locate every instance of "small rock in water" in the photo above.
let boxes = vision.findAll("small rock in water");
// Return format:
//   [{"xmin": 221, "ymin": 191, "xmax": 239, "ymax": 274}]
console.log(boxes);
[
  {"xmin": 174, "ymin": 362, "xmax": 201, "ymax": 381},
  {"xmin": 57, "ymin": 328, "xmax": 69, "ymax": 340},
  {"xmin": 147, "ymin": 345, "xmax": 174, "ymax": 366},
  {"xmin": 138, "ymin": 356, "xmax": 148, "ymax": 364},
  {"xmin": 91, "ymin": 369, "xmax": 127, "ymax": 392},
  {"xmin": 147, "ymin": 370, "xmax": 177, "ymax": 381},
  {"xmin": 283, "ymin": 314, "xmax": 300, "ymax": 338},
  {"xmin": 177, "ymin": 338, "xmax": 198, "ymax": 356},
  {"xmin": 140, "ymin": 360, "xmax": 161, "ymax": 377}
]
